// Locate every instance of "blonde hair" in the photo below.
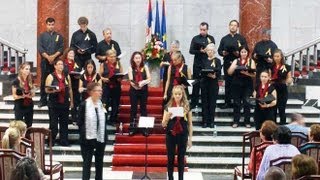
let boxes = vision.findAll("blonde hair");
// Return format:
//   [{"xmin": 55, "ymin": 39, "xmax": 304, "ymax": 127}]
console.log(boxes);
[
  {"xmin": 9, "ymin": 120, "xmax": 27, "ymax": 137},
  {"xmin": 2, "ymin": 127, "xmax": 21, "ymax": 149},
  {"xmin": 18, "ymin": 62, "xmax": 33, "ymax": 89},
  {"xmin": 167, "ymin": 85, "xmax": 190, "ymax": 113}
]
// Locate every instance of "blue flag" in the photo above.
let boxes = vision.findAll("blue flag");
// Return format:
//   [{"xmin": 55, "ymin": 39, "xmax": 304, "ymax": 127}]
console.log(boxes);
[
  {"xmin": 161, "ymin": 0, "xmax": 167, "ymax": 49},
  {"xmin": 154, "ymin": 0, "xmax": 160, "ymax": 38},
  {"xmin": 146, "ymin": 0, "xmax": 153, "ymax": 40}
]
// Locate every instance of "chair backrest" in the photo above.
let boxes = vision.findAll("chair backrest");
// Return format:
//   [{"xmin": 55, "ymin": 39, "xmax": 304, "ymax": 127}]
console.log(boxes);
[
  {"xmin": 0, "ymin": 149, "xmax": 24, "ymax": 180},
  {"xmin": 241, "ymin": 130, "xmax": 261, "ymax": 180},
  {"xmin": 291, "ymin": 131, "xmax": 308, "ymax": 148},
  {"xmin": 270, "ymin": 156, "xmax": 293, "ymax": 179},
  {"xmin": 297, "ymin": 175, "xmax": 320, "ymax": 180},
  {"xmin": 299, "ymin": 142, "xmax": 320, "ymax": 174},
  {"xmin": 252, "ymin": 141, "xmax": 273, "ymax": 180},
  {"xmin": 0, "ymin": 126, "xmax": 8, "ymax": 145},
  {"xmin": 26, "ymin": 127, "xmax": 52, "ymax": 176},
  {"xmin": 19, "ymin": 137, "xmax": 35, "ymax": 158}
]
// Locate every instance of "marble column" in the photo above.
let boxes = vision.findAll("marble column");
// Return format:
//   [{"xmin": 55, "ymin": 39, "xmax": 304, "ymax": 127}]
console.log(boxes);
[
  {"xmin": 239, "ymin": 0, "xmax": 271, "ymax": 51},
  {"xmin": 36, "ymin": 0, "xmax": 69, "ymax": 84}
]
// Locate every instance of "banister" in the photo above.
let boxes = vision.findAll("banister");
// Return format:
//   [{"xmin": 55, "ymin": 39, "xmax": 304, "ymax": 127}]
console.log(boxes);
[
  {"xmin": 285, "ymin": 37, "xmax": 320, "ymax": 57},
  {"xmin": 0, "ymin": 37, "xmax": 28, "ymax": 54}
]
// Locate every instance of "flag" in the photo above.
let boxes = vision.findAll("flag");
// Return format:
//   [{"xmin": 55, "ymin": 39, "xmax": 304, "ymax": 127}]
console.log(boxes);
[
  {"xmin": 146, "ymin": 0, "xmax": 152, "ymax": 42},
  {"xmin": 161, "ymin": 0, "xmax": 167, "ymax": 49},
  {"xmin": 154, "ymin": 0, "xmax": 160, "ymax": 38}
]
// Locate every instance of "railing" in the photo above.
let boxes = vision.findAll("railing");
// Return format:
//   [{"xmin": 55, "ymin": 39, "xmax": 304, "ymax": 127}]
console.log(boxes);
[
  {"xmin": 285, "ymin": 37, "xmax": 320, "ymax": 78},
  {"xmin": 0, "ymin": 37, "xmax": 28, "ymax": 74}
]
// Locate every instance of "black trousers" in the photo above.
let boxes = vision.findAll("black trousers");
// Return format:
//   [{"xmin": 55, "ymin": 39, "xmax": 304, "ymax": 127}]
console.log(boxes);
[
  {"xmin": 80, "ymin": 139, "xmax": 106, "ymax": 180},
  {"xmin": 201, "ymin": 78, "xmax": 219, "ymax": 125},
  {"xmin": 75, "ymin": 54, "xmax": 92, "ymax": 70},
  {"xmin": 71, "ymin": 77, "xmax": 81, "ymax": 123},
  {"xmin": 274, "ymin": 83, "xmax": 288, "ymax": 125},
  {"xmin": 254, "ymin": 107, "xmax": 275, "ymax": 130},
  {"xmin": 223, "ymin": 60, "xmax": 233, "ymax": 105},
  {"xmin": 102, "ymin": 84, "xmax": 121, "ymax": 123},
  {"xmin": 191, "ymin": 66, "xmax": 201, "ymax": 107},
  {"xmin": 14, "ymin": 105, "xmax": 34, "ymax": 127},
  {"xmin": 232, "ymin": 80, "xmax": 252, "ymax": 124},
  {"xmin": 166, "ymin": 133, "xmax": 188, "ymax": 180},
  {"xmin": 129, "ymin": 88, "xmax": 148, "ymax": 127},
  {"xmin": 49, "ymin": 106, "xmax": 69, "ymax": 145},
  {"xmin": 40, "ymin": 60, "xmax": 54, "ymax": 104}
]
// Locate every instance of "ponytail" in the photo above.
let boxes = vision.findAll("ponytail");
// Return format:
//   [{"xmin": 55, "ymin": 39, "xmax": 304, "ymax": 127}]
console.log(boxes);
[{"xmin": 1, "ymin": 133, "xmax": 10, "ymax": 149}]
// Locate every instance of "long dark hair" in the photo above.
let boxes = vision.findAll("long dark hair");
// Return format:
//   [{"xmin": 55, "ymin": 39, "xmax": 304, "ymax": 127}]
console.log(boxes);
[
  {"xmin": 273, "ymin": 49, "xmax": 285, "ymax": 65},
  {"xmin": 10, "ymin": 157, "xmax": 41, "ymax": 180},
  {"xmin": 84, "ymin": 59, "xmax": 96, "ymax": 76},
  {"xmin": 130, "ymin": 51, "xmax": 144, "ymax": 69}
]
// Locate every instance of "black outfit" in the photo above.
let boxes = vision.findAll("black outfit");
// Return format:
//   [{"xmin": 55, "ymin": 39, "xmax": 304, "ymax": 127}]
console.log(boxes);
[
  {"xmin": 38, "ymin": 31, "xmax": 64, "ymax": 105},
  {"xmin": 162, "ymin": 52, "xmax": 172, "ymax": 93},
  {"xmin": 254, "ymin": 83, "xmax": 276, "ymax": 130},
  {"xmin": 218, "ymin": 33, "xmax": 247, "ymax": 106},
  {"xmin": 47, "ymin": 72, "xmax": 70, "ymax": 145},
  {"xmin": 165, "ymin": 108, "xmax": 189, "ymax": 180},
  {"xmin": 101, "ymin": 62, "xmax": 121, "ymax": 124},
  {"xmin": 79, "ymin": 73, "xmax": 101, "ymax": 101},
  {"xmin": 231, "ymin": 58, "xmax": 254, "ymax": 125},
  {"xmin": 70, "ymin": 29, "xmax": 98, "ymax": 69},
  {"xmin": 78, "ymin": 101, "xmax": 107, "ymax": 180},
  {"xmin": 166, "ymin": 64, "xmax": 190, "ymax": 101},
  {"xmin": 200, "ymin": 57, "xmax": 221, "ymax": 127},
  {"xmin": 252, "ymin": 40, "xmax": 278, "ymax": 80},
  {"xmin": 95, "ymin": 39, "xmax": 121, "ymax": 63},
  {"xmin": 64, "ymin": 61, "xmax": 82, "ymax": 124},
  {"xmin": 12, "ymin": 78, "xmax": 34, "ymax": 127},
  {"xmin": 129, "ymin": 66, "xmax": 149, "ymax": 130},
  {"xmin": 189, "ymin": 34, "xmax": 215, "ymax": 108},
  {"xmin": 271, "ymin": 64, "xmax": 290, "ymax": 125}
]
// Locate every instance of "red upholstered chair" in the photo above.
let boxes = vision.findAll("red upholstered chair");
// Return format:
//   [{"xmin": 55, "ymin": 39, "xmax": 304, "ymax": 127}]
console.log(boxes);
[
  {"xmin": 26, "ymin": 127, "xmax": 64, "ymax": 180},
  {"xmin": 0, "ymin": 149, "xmax": 24, "ymax": 180},
  {"xmin": 291, "ymin": 131, "xmax": 308, "ymax": 148},
  {"xmin": 270, "ymin": 156, "xmax": 293, "ymax": 180},
  {"xmin": 234, "ymin": 130, "xmax": 261, "ymax": 180}
]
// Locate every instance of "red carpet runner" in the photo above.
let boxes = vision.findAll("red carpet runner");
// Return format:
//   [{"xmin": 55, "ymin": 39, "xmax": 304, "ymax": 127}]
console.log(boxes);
[{"xmin": 111, "ymin": 81, "xmax": 187, "ymax": 172}]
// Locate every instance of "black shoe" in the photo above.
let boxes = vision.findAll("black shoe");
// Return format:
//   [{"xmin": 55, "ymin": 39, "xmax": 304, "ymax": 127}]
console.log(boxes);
[
  {"xmin": 202, "ymin": 123, "xmax": 207, "ymax": 128},
  {"xmin": 38, "ymin": 101, "xmax": 47, "ymax": 108},
  {"xmin": 208, "ymin": 123, "xmax": 214, "ymax": 128}
]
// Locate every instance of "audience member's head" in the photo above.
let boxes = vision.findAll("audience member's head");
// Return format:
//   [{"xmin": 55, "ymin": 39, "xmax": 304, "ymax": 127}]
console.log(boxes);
[
  {"xmin": 10, "ymin": 157, "xmax": 41, "ymax": 180},
  {"xmin": 292, "ymin": 154, "xmax": 318, "ymax": 179},
  {"xmin": 273, "ymin": 125, "xmax": 292, "ymax": 144},
  {"xmin": 2, "ymin": 127, "xmax": 21, "ymax": 150},
  {"xmin": 264, "ymin": 166, "xmax": 286, "ymax": 180},
  {"xmin": 290, "ymin": 113, "xmax": 305, "ymax": 126},
  {"xmin": 9, "ymin": 120, "xmax": 27, "ymax": 137},
  {"xmin": 260, "ymin": 120, "xmax": 278, "ymax": 141},
  {"xmin": 309, "ymin": 124, "xmax": 320, "ymax": 142}
]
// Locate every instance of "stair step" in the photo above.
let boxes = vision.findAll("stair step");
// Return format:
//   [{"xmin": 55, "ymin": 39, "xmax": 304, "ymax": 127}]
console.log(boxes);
[{"xmin": 112, "ymin": 154, "xmax": 186, "ymax": 166}]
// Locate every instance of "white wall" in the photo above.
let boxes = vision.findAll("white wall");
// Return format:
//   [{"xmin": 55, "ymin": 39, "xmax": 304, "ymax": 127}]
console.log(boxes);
[
  {"xmin": 272, "ymin": 0, "xmax": 320, "ymax": 52},
  {"xmin": 1, "ymin": 0, "xmax": 320, "ymax": 70},
  {"xmin": 0, "ymin": 0, "xmax": 37, "ymax": 64}
]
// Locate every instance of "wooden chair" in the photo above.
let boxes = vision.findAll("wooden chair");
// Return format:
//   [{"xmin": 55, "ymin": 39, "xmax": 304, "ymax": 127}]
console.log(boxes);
[
  {"xmin": 26, "ymin": 127, "xmax": 64, "ymax": 180},
  {"xmin": 297, "ymin": 175, "xmax": 320, "ymax": 180},
  {"xmin": 270, "ymin": 156, "xmax": 293, "ymax": 180},
  {"xmin": 0, "ymin": 149, "xmax": 24, "ymax": 180},
  {"xmin": 234, "ymin": 131, "xmax": 261, "ymax": 180},
  {"xmin": 291, "ymin": 131, "xmax": 308, "ymax": 148},
  {"xmin": 19, "ymin": 137, "xmax": 35, "ymax": 158},
  {"xmin": 299, "ymin": 142, "xmax": 320, "ymax": 173},
  {"xmin": 0, "ymin": 126, "xmax": 7, "ymax": 145},
  {"xmin": 251, "ymin": 141, "xmax": 273, "ymax": 180}
]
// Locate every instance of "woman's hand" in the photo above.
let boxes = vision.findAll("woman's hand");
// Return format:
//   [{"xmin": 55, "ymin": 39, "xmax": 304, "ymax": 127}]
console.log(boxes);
[
  {"xmin": 187, "ymin": 139, "xmax": 192, "ymax": 149},
  {"xmin": 259, "ymin": 103, "xmax": 269, "ymax": 109},
  {"xmin": 163, "ymin": 94, "xmax": 167, "ymax": 100},
  {"xmin": 102, "ymin": 77, "xmax": 109, "ymax": 83},
  {"xmin": 207, "ymin": 73, "xmax": 216, "ymax": 79}
]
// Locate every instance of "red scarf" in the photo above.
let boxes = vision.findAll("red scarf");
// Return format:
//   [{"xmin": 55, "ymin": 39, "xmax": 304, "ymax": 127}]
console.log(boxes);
[
  {"xmin": 272, "ymin": 64, "xmax": 281, "ymax": 80},
  {"xmin": 258, "ymin": 83, "xmax": 269, "ymax": 99},
  {"xmin": 107, "ymin": 62, "xmax": 116, "ymax": 88},
  {"xmin": 135, "ymin": 67, "xmax": 143, "ymax": 82},
  {"xmin": 240, "ymin": 58, "xmax": 247, "ymax": 66},
  {"xmin": 86, "ymin": 74, "xmax": 92, "ymax": 83},
  {"xmin": 54, "ymin": 71, "xmax": 66, "ymax": 104},
  {"xmin": 23, "ymin": 79, "xmax": 32, "ymax": 106},
  {"xmin": 65, "ymin": 59, "xmax": 75, "ymax": 72},
  {"xmin": 171, "ymin": 101, "xmax": 183, "ymax": 136},
  {"xmin": 173, "ymin": 63, "xmax": 183, "ymax": 85}
]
